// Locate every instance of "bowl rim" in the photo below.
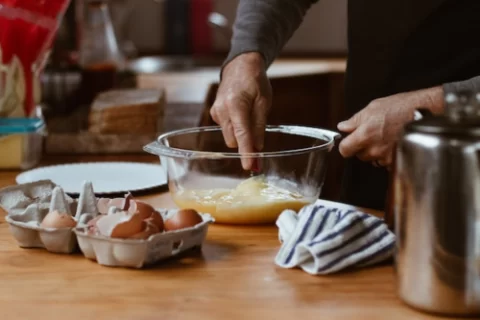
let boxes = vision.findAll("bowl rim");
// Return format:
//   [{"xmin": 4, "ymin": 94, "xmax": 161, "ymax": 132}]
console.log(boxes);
[{"xmin": 144, "ymin": 125, "xmax": 341, "ymax": 159}]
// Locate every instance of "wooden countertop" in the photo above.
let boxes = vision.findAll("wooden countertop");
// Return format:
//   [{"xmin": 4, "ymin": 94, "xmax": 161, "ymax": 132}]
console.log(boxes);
[
  {"xmin": 137, "ymin": 58, "xmax": 347, "ymax": 104},
  {"xmin": 0, "ymin": 155, "xmax": 447, "ymax": 320}
]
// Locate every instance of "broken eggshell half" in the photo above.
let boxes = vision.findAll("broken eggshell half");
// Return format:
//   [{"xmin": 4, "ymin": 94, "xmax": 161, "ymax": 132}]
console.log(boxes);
[
  {"xmin": 74, "ymin": 208, "xmax": 215, "ymax": 269},
  {"xmin": 1, "ymin": 180, "xmax": 100, "ymax": 254},
  {"xmin": 91, "ymin": 193, "xmax": 165, "ymax": 240},
  {"xmin": 97, "ymin": 194, "xmax": 158, "ymax": 220}
]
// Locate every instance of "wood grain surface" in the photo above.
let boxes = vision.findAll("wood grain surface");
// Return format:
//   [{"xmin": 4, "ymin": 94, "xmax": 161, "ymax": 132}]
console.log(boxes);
[{"xmin": 0, "ymin": 155, "xmax": 449, "ymax": 320}]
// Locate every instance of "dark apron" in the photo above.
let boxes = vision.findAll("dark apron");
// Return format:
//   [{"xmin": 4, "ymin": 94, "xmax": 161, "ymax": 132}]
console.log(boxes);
[{"xmin": 339, "ymin": 0, "xmax": 480, "ymax": 210}]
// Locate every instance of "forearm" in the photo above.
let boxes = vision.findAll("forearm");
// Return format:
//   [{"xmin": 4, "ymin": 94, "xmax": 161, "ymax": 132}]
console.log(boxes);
[
  {"xmin": 224, "ymin": 0, "xmax": 318, "ymax": 69},
  {"xmin": 411, "ymin": 75, "xmax": 480, "ymax": 116}
]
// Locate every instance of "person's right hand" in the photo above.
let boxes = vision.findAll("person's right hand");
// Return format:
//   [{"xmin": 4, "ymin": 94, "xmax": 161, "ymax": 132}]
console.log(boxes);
[{"xmin": 210, "ymin": 52, "xmax": 272, "ymax": 170}]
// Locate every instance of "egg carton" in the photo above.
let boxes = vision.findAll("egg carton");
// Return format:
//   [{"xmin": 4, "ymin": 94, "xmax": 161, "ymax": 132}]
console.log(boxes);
[
  {"xmin": 74, "ymin": 209, "xmax": 214, "ymax": 269},
  {"xmin": 0, "ymin": 180, "xmax": 99, "ymax": 254},
  {"xmin": 1, "ymin": 180, "xmax": 215, "ymax": 267}
]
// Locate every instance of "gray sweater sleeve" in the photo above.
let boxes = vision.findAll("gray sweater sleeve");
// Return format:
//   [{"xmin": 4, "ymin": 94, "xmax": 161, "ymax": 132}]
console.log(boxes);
[
  {"xmin": 224, "ymin": 0, "xmax": 319, "ymax": 69},
  {"xmin": 443, "ymin": 76, "xmax": 480, "ymax": 95}
]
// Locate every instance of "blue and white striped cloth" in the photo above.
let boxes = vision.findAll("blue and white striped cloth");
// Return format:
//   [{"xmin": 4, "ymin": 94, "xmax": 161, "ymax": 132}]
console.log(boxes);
[{"xmin": 275, "ymin": 201, "xmax": 396, "ymax": 275}]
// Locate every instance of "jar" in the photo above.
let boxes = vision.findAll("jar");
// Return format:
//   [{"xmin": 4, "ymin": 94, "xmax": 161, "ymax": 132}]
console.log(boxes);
[{"xmin": 0, "ymin": 117, "xmax": 46, "ymax": 170}]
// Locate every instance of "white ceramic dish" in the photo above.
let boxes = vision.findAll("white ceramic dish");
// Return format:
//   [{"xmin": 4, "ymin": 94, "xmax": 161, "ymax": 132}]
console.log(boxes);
[{"xmin": 16, "ymin": 162, "xmax": 167, "ymax": 195}]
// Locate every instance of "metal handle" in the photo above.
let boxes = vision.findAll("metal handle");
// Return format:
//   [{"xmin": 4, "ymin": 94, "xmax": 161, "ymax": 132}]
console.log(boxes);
[{"xmin": 143, "ymin": 141, "xmax": 161, "ymax": 156}]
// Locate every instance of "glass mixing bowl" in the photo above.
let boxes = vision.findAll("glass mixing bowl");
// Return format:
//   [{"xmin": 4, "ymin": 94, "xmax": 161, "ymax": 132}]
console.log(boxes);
[{"xmin": 144, "ymin": 125, "xmax": 340, "ymax": 225}]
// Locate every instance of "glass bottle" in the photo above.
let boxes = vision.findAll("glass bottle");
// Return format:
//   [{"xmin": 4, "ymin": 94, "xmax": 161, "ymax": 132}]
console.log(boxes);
[{"xmin": 78, "ymin": 0, "xmax": 123, "ymax": 105}]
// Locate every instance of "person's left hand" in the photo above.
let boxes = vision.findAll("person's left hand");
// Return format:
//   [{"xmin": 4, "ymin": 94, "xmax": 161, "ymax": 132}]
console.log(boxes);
[{"xmin": 337, "ymin": 86, "xmax": 444, "ymax": 168}]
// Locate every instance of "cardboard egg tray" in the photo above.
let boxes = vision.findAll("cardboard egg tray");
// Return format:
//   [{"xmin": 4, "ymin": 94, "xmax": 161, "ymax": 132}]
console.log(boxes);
[
  {"xmin": 0, "ymin": 180, "xmax": 81, "ymax": 253},
  {"xmin": 74, "ymin": 209, "xmax": 213, "ymax": 268},
  {"xmin": 0, "ymin": 180, "xmax": 214, "ymax": 268}
]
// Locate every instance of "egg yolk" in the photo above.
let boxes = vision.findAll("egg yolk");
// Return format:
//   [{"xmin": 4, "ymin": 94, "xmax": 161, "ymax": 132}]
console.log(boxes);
[{"xmin": 172, "ymin": 176, "xmax": 313, "ymax": 224}]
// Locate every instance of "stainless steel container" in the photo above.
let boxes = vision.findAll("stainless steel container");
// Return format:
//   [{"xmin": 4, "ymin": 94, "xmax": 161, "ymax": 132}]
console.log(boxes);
[{"xmin": 394, "ymin": 91, "xmax": 480, "ymax": 316}]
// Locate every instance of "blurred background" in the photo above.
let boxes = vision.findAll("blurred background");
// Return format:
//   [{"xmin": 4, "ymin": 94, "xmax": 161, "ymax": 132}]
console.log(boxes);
[
  {"xmin": 118, "ymin": 0, "xmax": 347, "ymax": 56},
  {"xmin": 54, "ymin": 0, "xmax": 347, "ymax": 58}
]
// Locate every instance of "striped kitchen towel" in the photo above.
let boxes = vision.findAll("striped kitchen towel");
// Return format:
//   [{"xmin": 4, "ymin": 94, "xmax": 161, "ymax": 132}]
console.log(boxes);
[{"xmin": 275, "ymin": 201, "xmax": 396, "ymax": 275}]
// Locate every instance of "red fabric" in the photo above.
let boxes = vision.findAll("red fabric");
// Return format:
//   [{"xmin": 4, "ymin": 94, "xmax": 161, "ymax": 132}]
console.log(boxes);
[
  {"xmin": 190, "ymin": 0, "xmax": 213, "ymax": 55},
  {"xmin": 0, "ymin": 0, "xmax": 69, "ymax": 116}
]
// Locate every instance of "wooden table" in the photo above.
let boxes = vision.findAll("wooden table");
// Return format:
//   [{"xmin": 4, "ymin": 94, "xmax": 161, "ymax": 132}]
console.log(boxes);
[{"xmin": 0, "ymin": 155, "xmax": 447, "ymax": 320}]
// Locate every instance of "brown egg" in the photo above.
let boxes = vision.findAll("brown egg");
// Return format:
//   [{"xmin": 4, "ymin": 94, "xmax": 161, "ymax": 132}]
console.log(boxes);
[
  {"xmin": 164, "ymin": 209, "xmax": 203, "ymax": 231},
  {"xmin": 145, "ymin": 210, "xmax": 164, "ymax": 231},
  {"xmin": 40, "ymin": 210, "xmax": 77, "ymax": 229},
  {"xmin": 96, "ymin": 211, "xmax": 144, "ymax": 238},
  {"xmin": 128, "ymin": 221, "xmax": 160, "ymax": 240},
  {"xmin": 128, "ymin": 200, "xmax": 155, "ymax": 220}
]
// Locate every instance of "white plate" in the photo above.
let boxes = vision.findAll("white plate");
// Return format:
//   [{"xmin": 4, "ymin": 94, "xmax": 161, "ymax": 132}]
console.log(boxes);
[{"xmin": 16, "ymin": 162, "xmax": 167, "ymax": 195}]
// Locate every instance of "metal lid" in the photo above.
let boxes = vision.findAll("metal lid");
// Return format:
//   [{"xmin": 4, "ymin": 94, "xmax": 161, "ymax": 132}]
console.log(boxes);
[
  {"xmin": 0, "ymin": 118, "xmax": 46, "ymax": 134},
  {"xmin": 405, "ymin": 91, "xmax": 480, "ymax": 136},
  {"xmin": 405, "ymin": 116, "xmax": 480, "ymax": 136}
]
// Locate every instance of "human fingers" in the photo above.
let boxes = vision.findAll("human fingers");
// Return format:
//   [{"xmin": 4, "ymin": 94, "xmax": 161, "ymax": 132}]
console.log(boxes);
[
  {"xmin": 337, "ymin": 112, "xmax": 363, "ymax": 133},
  {"xmin": 251, "ymin": 97, "xmax": 269, "ymax": 151},
  {"xmin": 383, "ymin": 147, "xmax": 395, "ymax": 170},
  {"xmin": 210, "ymin": 103, "xmax": 238, "ymax": 148},
  {"xmin": 338, "ymin": 127, "xmax": 370, "ymax": 158},
  {"xmin": 227, "ymin": 96, "xmax": 255, "ymax": 169},
  {"xmin": 356, "ymin": 145, "xmax": 391, "ymax": 166},
  {"xmin": 222, "ymin": 121, "xmax": 237, "ymax": 148}
]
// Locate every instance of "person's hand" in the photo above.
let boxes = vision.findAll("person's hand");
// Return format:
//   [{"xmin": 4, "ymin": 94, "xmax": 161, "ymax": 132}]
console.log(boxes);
[
  {"xmin": 210, "ymin": 52, "xmax": 272, "ymax": 169},
  {"xmin": 337, "ymin": 86, "xmax": 444, "ymax": 168}
]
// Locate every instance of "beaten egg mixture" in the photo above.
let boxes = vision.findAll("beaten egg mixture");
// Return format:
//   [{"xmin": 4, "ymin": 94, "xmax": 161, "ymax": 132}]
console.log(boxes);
[{"xmin": 172, "ymin": 175, "xmax": 313, "ymax": 224}]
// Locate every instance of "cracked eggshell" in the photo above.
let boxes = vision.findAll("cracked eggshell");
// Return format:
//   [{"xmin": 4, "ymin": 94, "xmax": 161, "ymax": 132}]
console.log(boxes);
[
  {"xmin": 97, "ymin": 196, "xmax": 156, "ymax": 221},
  {"xmin": 73, "ymin": 209, "xmax": 215, "ymax": 268},
  {"xmin": 129, "ymin": 200, "xmax": 156, "ymax": 220},
  {"xmin": 128, "ymin": 221, "xmax": 160, "ymax": 240},
  {"xmin": 96, "ymin": 211, "xmax": 145, "ymax": 238},
  {"xmin": 146, "ymin": 211, "xmax": 164, "ymax": 231},
  {"xmin": 97, "ymin": 197, "xmax": 129, "ymax": 214}
]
